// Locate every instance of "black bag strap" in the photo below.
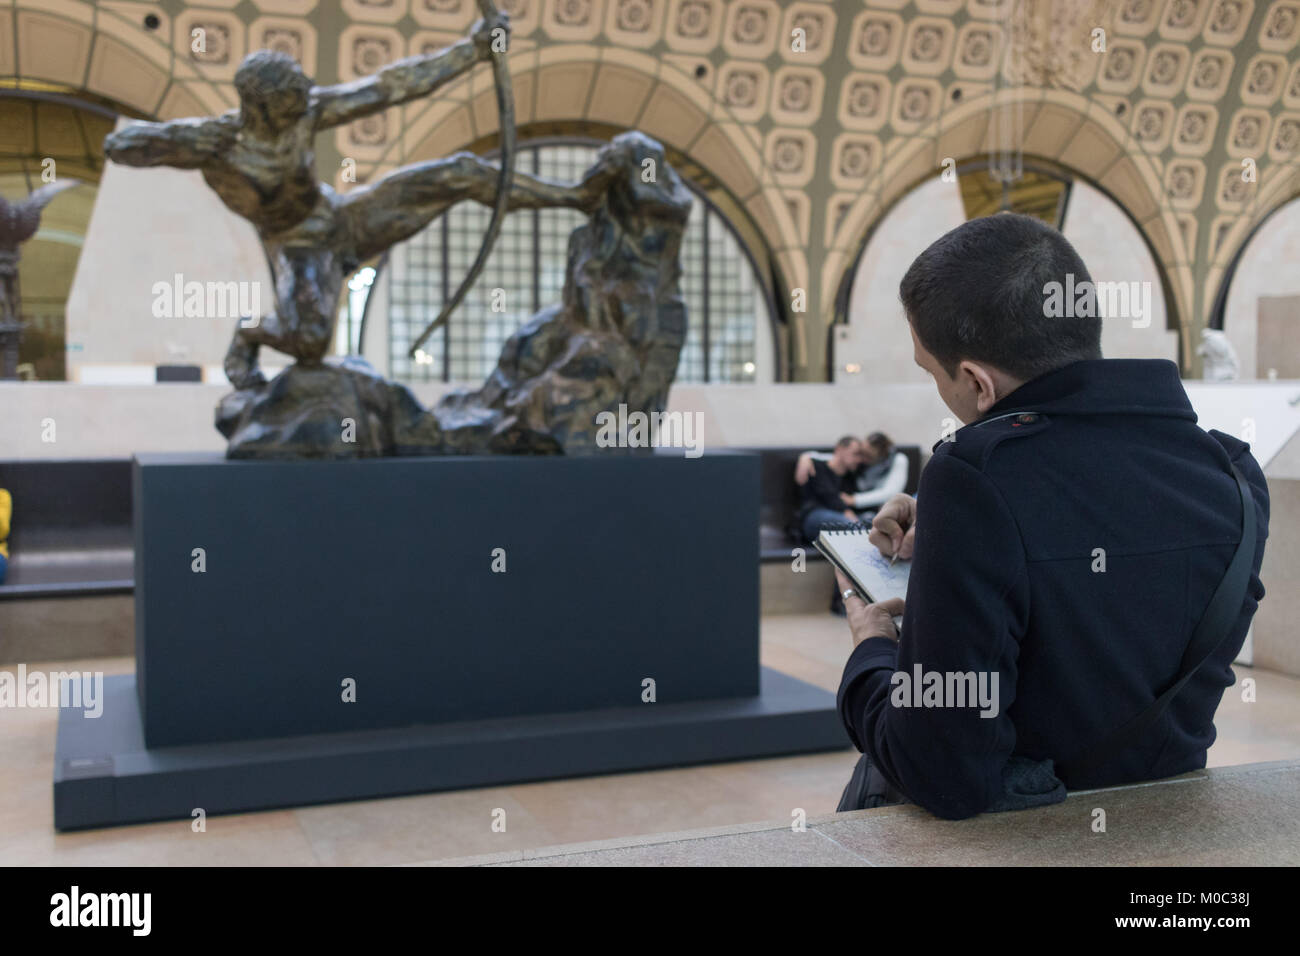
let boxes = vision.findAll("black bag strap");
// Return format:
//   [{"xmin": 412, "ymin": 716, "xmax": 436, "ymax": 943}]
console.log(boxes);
[{"xmin": 1061, "ymin": 462, "xmax": 1256, "ymax": 780}]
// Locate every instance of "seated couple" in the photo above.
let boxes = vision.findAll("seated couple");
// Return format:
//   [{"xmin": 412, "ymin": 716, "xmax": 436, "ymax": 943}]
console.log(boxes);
[{"xmin": 795, "ymin": 431, "xmax": 909, "ymax": 544}]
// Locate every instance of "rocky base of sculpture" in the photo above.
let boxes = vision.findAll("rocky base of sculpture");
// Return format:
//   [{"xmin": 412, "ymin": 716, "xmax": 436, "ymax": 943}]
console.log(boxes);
[
  {"xmin": 213, "ymin": 320, "xmax": 651, "ymax": 459},
  {"xmin": 433, "ymin": 305, "xmax": 668, "ymax": 456},
  {"xmin": 216, "ymin": 356, "xmax": 435, "ymax": 459}
]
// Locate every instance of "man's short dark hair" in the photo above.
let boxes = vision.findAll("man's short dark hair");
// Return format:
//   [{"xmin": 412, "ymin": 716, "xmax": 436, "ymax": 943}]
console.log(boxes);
[
  {"xmin": 835, "ymin": 435, "xmax": 858, "ymax": 450},
  {"xmin": 899, "ymin": 213, "xmax": 1102, "ymax": 382},
  {"xmin": 865, "ymin": 431, "xmax": 893, "ymax": 456}
]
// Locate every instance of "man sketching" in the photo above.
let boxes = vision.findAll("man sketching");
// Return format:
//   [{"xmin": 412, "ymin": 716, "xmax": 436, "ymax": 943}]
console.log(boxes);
[{"xmin": 835, "ymin": 213, "xmax": 1270, "ymax": 818}]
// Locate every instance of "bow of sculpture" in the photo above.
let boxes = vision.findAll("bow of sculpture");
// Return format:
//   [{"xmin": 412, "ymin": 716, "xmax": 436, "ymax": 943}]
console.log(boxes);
[{"xmin": 409, "ymin": 0, "xmax": 516, "ymax": 359}]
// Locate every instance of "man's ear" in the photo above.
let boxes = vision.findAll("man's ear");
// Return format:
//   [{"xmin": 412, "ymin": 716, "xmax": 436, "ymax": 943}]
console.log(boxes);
[{"xmin": 958, "ymin": 360, "xmax": 1002, "ymax": 414}]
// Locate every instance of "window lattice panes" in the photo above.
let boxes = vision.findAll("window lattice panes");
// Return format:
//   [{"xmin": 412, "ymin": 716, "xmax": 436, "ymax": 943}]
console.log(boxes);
[
  {"xmin": 444, "ymin": 201, "xmax": 533, "ymax": 382},
  {"xmin": 388, "ymin": 220, "xmax": 443, "ymax": 383},
  {"xmin": 709, "ymin": 218, "xmax": 760, "ymax": 383},
  {"xmin": 387, "ymin": 142, "xmax": 768, "ymax": 384},
  {"xmin": 677, "ymin": 195, "xmax": 708, "ymax": 384}
]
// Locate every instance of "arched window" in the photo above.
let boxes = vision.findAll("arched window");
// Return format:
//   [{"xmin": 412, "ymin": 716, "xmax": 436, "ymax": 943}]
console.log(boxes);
[
  {"xmin": 384, "ymin": 140, "xmax": 774, "ymax": 384},
  {"xmin": 838, "ymin": 159, "xmax": 1173, "ymax": 384},
  {"xmin": 1215, "ymin": 195, "xmax": 1300, "ymax": 380}
]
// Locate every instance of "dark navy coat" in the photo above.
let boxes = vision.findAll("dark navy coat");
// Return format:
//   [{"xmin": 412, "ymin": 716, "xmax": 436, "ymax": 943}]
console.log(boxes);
[{"xmin": 838, "ymin": 359, "xmax": 1270, "ymax": 819}]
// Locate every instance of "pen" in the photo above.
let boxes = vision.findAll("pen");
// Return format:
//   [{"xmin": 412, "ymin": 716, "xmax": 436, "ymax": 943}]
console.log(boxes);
[{"xmin": 889, "ymin": 552, "xmax": 899, "ymax": 568}]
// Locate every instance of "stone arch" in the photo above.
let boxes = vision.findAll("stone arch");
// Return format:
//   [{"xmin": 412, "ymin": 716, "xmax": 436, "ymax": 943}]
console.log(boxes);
[
  {"xmin": 826, "ymin": 87, "xmax": 1194, "ymax": 366},
  {"xmin": 1205, "ymin": 188, "xmax": 1300, "ymax": 379},
  {"xmin": 1203, "ymin": 162, "xmax": 1300, "ymax": 342},
  {"xmin": 1, "ymin": 0, "xmax": 241, "ymax": 121}
]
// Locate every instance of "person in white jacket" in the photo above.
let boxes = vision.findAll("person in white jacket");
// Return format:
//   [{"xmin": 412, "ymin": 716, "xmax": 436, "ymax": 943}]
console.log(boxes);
[{"xmin": 794, "ymin": 432, "xmax": 909, "ymax": 520}]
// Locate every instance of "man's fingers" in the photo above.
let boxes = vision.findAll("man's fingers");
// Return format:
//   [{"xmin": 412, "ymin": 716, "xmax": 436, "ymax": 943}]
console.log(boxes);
[
  {"xmin": 898, "ymin": 527, "xmax": 916, "ymax": 561},
  {"xmin": 833, "ymin": 569, "xmax": 852, "ymax": 593},
  {"xmin": 870, "ymin": 515, "xmax": 903, "ymax": 556},
  {"xmin": 867, "ymin": 527, "xmax": 893, "ymax": 556},
  {"xmin": 874, "ymin": 597, "xmax": 905, "ymax": 616},
  {"xmin": 872, "ymin": 514, "xmax": 901, "ymax": 538}
]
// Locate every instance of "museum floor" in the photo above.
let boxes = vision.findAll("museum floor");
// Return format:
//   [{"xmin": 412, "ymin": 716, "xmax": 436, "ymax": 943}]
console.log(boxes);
[{"xmin": 4, "ymin": 614, "xmax": 1299, "ymax": 866}]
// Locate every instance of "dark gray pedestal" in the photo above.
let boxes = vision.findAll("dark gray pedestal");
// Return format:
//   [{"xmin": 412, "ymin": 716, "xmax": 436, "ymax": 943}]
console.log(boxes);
[
  {"xmin": 53, "ymin": 451, "xmax": 849, "ymax": 829},
  {"xmin": 132, "ymin": 451, "xmax": 762, "ymax": 747},
  {"xmin": 54, "ymin": 669, "xmax": 847, "ymax": 830}
]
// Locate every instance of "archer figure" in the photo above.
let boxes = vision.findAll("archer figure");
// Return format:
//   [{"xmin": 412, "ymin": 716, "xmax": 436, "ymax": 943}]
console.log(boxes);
[{"xmin": 105, "ymin": 13, "xmax": 599, "ymax": 388}]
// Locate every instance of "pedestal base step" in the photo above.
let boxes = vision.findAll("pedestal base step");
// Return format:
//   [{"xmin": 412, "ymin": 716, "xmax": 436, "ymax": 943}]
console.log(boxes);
[{"xmin": 54, "ymin": 669, "xmax": 848, "ymax": 830}]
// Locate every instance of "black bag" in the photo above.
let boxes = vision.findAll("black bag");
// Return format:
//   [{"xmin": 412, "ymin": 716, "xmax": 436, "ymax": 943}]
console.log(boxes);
[
  {"xmin": 836, "ymin": 751, "xmax": 906, "ymax": 812},
  {"xmin": 836, "ymin": 752, "xmax": 1068, "ymax": 813},
  {"xmin": 837, "ymin": 461, "xmax": 1257, "ymax": 813}
]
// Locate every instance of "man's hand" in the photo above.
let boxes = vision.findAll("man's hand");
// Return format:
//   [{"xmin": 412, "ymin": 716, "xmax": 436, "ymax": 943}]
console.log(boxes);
[
  {"xmin": 794, "ymin": 453, "xmax": 815, "ymax": 486},
  {"xmin": 869, "ymin": 493, "xmax": 917, "ymax": 560},
  {"xmin": 472, "ymin": 12, "xmax": 510, "ymax": 58},
  {"xmin": 843, "ymin": 509, "xmax": 858, "ymax": 522},
  {"xmin": 835, "ymin": 569, "xmax": 904, "ymax": 645},
  {"xmin": 839, "ymin": 492, "xmax": 856, "ymax": 506}
]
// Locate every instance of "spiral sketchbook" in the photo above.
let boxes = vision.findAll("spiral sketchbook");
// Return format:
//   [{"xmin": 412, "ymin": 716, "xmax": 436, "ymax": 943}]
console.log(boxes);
[{"xmin": 813, "ymin": 525, "xmax": 911, "ymax": 605}]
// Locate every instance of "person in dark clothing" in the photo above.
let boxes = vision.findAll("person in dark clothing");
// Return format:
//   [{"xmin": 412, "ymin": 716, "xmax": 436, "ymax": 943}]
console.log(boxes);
[
  {"xmin": 798, "ymin": 435, "xmax": 861, "ymax": 543},
  {"xmin": 794, "ymin": 431, "xmax": 911, "ymax": 522},
  {"xmin": 799, "ymin": 437, "xmax": 864, "ymax": 618},
  {"xmin": 835, "ymin": 213, "xmax": 1270, "ymax": 820}
]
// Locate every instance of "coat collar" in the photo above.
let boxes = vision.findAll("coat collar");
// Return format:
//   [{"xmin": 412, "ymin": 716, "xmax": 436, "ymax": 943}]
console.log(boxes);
[{"xmin": 980, "ymin": 359, "xmax": 1197, "ymax": 423}]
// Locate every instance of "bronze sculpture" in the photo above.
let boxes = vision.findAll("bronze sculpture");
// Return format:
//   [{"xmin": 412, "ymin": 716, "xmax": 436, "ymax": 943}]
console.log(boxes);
[
  {"xmin": 0, "ymin": 180, "xmax": 79, "ymax": 380},
  {"xmin": 433, "ymin": 131, "xmax": 692, "ymax": 455},
  {"xmin": 104, "ymin": 10, "xmax": 553, "ymax": 391},
  {"xmin": 103, "ymin": 9, "xmax": 690, "ymax": 457}
]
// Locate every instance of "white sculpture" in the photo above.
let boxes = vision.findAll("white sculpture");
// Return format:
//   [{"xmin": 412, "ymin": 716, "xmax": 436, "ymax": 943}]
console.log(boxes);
[{"xmin": 1197, "ymin": 328, "xmax": 1239, "ymax": 381}]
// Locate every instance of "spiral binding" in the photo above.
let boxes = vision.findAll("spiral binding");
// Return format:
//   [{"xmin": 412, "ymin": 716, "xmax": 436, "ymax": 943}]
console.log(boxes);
[{"xmin": 819, "ymin": 520, "xmax": 869, "ymax": 535}]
